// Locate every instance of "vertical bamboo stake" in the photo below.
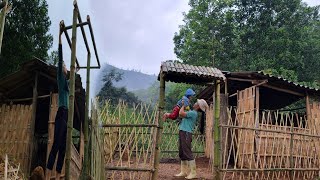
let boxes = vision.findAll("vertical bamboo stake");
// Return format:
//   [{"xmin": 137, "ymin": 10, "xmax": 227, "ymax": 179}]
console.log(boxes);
[
  {"xmin": 290, "ymin": 118, "xmax": 294, "ymax": 180},
  {"xmin": 83, "ymin": 52, "xmax": 91, "ymax": 179},
  {"xmin": 65, "ymin": 2, "xmax": 78, "ymax": 179},
  {"xmin": 0, "ymin": 0, "xmax": 8, "ymax": 55},
  {"xmin": 29, "ymin": 72, "xmax": 38, "ymax": 173},
  {"xmin": 214, "ymin": 80, "xmax": 221, "ymax": 180},
  {"xmin": 152, "ymin": 71, "xmax": 165, "ymax": 180}
]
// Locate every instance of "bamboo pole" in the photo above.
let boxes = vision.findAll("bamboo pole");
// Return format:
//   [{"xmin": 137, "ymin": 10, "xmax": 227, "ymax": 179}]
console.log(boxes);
[
  {"xmin": 214, "ymin": 80, "xmax": 221, "ymax": 179},
  {"xmin": 28, "ymin": 72, "xmax": 38, "ymax": 174},
  {"xmin": 82, "ymin": 53, "xmax": 91, "ymax": 179},
  {"xmin": 102, "ymin": 124, "xmax": 158, "ymax": 128},
  {"xmin": 152, "ymin": 72, "xmax": 165, "ymax": 180},
  {"xmin": 220, "ymin": 125, "xmax": 320, "ymax": 138},
  {"xmin": 106, "ymin": 166, "xmax": 155, "ymax": 172},
  {"xmin": 290, "ymin": 119, "xmax": 294, "ymax": 180},
  {"xmin": 0, "ymin": 0, "xmax": 7, "ymax": 55},
  {"xmin": 65, "ymin": 2, "xmax": 78, "ymax": 179}
]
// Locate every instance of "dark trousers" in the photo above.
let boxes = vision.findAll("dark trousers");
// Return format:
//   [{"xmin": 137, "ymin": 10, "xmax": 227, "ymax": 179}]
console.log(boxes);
[
  {"xmin": 179, "ymin": 130, "xmax": 194, "ymax": 161},
  {"xmin": 47, "ymin": 107, "xmax": 68, "ymax": 173}
]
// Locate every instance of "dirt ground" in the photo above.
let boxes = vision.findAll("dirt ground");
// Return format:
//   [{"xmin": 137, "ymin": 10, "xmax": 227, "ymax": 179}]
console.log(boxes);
[{"xmin": 158, "ymin": 157, "xmax": 213, "ymax": 180}]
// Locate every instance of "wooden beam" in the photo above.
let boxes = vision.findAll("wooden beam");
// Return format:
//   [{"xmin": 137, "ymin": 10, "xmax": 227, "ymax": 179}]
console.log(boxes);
[
  {"xmin": 28, "ymin": 72, "xmax": 38, "ymax": 175},
  {"xmin": 5, "ymin": 94, "xmax": 50, "ymax": 102},
  {"xmin": 214, "ymin": 80, "xmax": 221, "ymax": 180},
  {"xmin": 306, "ymin": 92, "xmax": 311, "ymax": 121},
  {"xmin": 229, "ymin": 80, "xmax": 267, "ymax": 98},
  {"xmin": 262, "ymin": 84, "xmax": 304, "ymax": 96},
  {"xmin": 152, "ymin": 72, "xmax": 165, "ymax": 180},
  {"xmin": 65, "ymin": 4, "xmax": 78, "ymax": 179},
  {"xmin": 83, "ymin": 53, "xmax": 91, "ymax": 179}
]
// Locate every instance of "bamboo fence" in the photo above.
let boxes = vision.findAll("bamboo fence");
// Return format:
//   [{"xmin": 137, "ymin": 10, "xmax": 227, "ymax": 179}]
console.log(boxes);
[
  {"xmin": 219, "ymin": 104, "xmax": 320, "ymax": 180},
  {"xmin": 101, "ymin": 101, "xmax": 158, "ymax": 180},
  {"xmin": 89, "ymin": 100, "xmax": 105, "ymax": 180},
  {"xmin": 0, "ymin": 104, "xmax": 32, "ymax": 176}
]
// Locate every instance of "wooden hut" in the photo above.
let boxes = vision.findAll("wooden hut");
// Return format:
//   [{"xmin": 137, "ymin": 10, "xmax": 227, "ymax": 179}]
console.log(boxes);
[
  {"xmin": 0, "ymin": 58, "xmax": 85, "ymax": 179},
  {"xmin": 158, "ymin": 61, "xmax": 320, "ymax": 178}
]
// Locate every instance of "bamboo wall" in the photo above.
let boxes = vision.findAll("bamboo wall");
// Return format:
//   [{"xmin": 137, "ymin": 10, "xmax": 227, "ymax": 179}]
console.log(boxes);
[
  {"xmin": 219, "ymin": 101, "xmax": 320, "ymax": 179},
  {"xmin": 0, "ymin": 104, "xmax": 33, "ymax": 175},
  {"xmin": 46, "ymin": 94, "xmax": 82, "ymax": 179}
]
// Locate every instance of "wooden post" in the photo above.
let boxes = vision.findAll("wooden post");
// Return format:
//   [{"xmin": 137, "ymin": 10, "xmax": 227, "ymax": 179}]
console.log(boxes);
[
  {"xmin": 152, "ymin": 72, "xmax": 165, "ymax": 180},
  {"xmin": 306, "ymin": 93, "xmax": 311, "ymax": 121},
  {"xmin": 214, "ymin": 80, "xmax": 221, "ymax": 179},
  {"xmin": 0, "ymin": 0, "xmax": 8, "ymax": 55},
  {"xmin": 29, "ymin": 72, "xmax": 38, "ymax": 173},
  {"xmin": 82, "ymin": 53, "xmax": 91, "ymax": 179},
  {"xmin": 65, "ymin": 2, "xmax": 78, "ymax": 179}
]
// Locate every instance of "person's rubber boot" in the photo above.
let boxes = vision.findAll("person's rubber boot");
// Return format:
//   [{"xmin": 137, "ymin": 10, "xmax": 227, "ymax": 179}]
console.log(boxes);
[
  {"xmin": 174, "ymin": 160, "xmax": 188, "ymax": 177},
  {"xmin": 185, "ymin": 159, "xmax": 197, "ymax": 179}
]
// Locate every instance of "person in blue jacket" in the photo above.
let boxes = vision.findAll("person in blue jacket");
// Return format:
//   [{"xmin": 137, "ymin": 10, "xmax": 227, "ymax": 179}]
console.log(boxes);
[
  {"xmin": 163, "ymin": 88, "xmax": 196, "ymax": 120},
  {"xmin": 46, "ymin": 32, "xmax": 69, "ymax": 179}
]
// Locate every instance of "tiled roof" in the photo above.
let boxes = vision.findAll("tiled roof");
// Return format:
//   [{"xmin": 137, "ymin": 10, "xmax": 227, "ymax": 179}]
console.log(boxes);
[{"xmin": 159, "ymin": 61, "xmax": 225, "ymax": 84}]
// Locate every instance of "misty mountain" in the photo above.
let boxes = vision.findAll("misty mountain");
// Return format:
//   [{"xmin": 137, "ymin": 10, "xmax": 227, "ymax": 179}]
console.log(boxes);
[{"xmin": 95, "ymin": 64, "xmax": 157, "ymax": 94}]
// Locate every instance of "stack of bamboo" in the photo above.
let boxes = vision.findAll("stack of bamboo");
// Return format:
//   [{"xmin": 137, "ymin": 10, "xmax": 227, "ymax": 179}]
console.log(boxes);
[{"xmin": 0, "ymin": 154, "xmax": 23, "ymax": 180}]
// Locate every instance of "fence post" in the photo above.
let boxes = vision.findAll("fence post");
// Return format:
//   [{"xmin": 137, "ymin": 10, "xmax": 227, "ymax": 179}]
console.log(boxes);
[
  {"xmin": 65, "ymin": 1, "xmax": 78, "ymax": 179},
  {"xmin": 214, "ymin": 80, "xmax": 221, "ymax": 180},
  {"xmin": 82, "ymin": 52, "xmax": 91, "ymax": 179},
  {"xmin": 152, "ymin": 72, "xmax": 165, "ymax": 180},
  {"xmin": 290, "ymin": 119, "xmax": 294, "ymax": 180}
]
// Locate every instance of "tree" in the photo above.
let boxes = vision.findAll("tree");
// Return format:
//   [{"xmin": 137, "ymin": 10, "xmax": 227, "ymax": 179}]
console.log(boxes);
[
  {"xmin": 47, "ymin": 50, "xmax": 58, "ymax": 66},
  {"xmin": 97, "ymin": 68, "xmax": 141, "ymax": 107},
  {"xmin": 174, "ymin": 0, "xmax": 320, "ymax": 84},
  {"xmin": 0, "ymin": 0, "xmax": 53, "ymax": 76}
]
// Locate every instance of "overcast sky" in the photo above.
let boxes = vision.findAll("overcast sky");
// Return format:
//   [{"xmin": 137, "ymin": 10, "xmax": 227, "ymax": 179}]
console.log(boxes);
[
  {"xmin": 47, "ymin": 0, "xmax": 320, "ymax": 96},
  {"xmin": 48, "ymin": 0, "xmax": 320, "ymax": 76}
]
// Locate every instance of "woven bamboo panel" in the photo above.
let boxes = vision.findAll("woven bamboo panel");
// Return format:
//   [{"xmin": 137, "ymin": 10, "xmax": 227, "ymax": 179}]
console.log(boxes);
[
  {"xmin": 236, "ymin": 87, "xmax": 256, "ymax": 168},
  {"xmin": 0, "ymin": 104, "xmax": 33, "ymax": 175},
  {"xmin": 222, "ymin": 107, "xmax": 320, "ymax": 180},
  {"xmin": 102, "ymin": 101, "xmax": 157, "ymax": 180}
]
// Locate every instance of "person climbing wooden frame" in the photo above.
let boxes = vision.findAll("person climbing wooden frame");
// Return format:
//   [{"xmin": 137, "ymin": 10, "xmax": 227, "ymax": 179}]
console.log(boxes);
[
  {"xmin": 45, "ymin": 31, "xmax": 69, "ymax": 180},
  {"xmin": 163, "ymin": 88, "xmax": 196, "ymax": 120}
]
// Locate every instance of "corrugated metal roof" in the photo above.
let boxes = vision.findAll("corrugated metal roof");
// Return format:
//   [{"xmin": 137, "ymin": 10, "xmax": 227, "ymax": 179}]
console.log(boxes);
[
  {"xmin": 256, "ymin": 71, "xmax": 319, "ymax": 92},
  {"xmin": 159, "ymin": 61, "xmax": 225, "ymax": 84},
  {"xmin": 223, "ymin": 71, "xmax": 319, "ymax": 95}
]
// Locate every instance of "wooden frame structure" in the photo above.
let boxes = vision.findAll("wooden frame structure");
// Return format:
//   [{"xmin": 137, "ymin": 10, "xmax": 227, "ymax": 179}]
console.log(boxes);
[
  {"xmin": 155, "ymin": 61, "xmax": 226, "ymax": 180},
  {"xmin": 59, "ymin": 0, "xmax": 101, "ymax": 179},
  {"xmin": 0, "ymin": 59, "xmax": 85, "ymax": 179}
]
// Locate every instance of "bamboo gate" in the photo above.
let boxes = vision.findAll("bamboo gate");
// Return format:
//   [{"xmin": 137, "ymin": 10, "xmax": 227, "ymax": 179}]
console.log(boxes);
[
  {"xmin": 100, "ymin": 100, "xmax": 208, "ymax": 179},
  {"xmin": 101, "ymin": 101, "xmax": 158, "ymax": 179}
]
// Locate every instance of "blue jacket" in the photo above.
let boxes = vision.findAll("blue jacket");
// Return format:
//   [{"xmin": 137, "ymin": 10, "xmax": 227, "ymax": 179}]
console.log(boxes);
[{"xmin": 57, "ymin": 44, "xmax": 69, "ymax": 108}]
